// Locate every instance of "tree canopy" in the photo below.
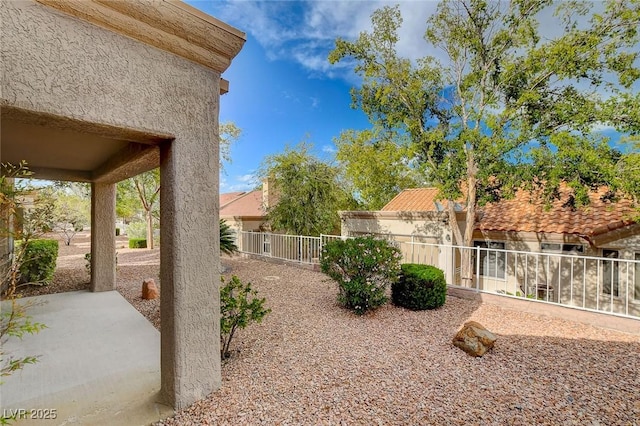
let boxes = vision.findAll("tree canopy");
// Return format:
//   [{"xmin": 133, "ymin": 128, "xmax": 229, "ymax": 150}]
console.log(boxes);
[
  {"xmin": 330, "ymin": 1, "xmax": 639, "ymax": 243},
  {"xmin": 329, "ymin": 0, "xmax": 639, "ymax": 285},
  {"xmin": 259, "ymin": 143, "xmax": 358, "ymax": 236},
  {"xmin": 334, "ymin": 126, "xmax": 427, "ymax": 210}
]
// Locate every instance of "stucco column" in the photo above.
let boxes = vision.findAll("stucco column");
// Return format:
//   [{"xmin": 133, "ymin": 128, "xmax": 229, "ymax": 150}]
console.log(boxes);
[
  {"xmin": 160, "ymin": 126, "xmax": 220, "ymax": 407},
  {"xmin": 90, "ymin": 183, "xmax": 116, "ymax": 292}
]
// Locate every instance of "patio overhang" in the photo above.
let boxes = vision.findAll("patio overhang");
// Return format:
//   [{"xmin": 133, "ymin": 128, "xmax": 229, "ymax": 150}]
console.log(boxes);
[
  {"xmin": 1, "ymin": 0, "xmax": 246, "ymax": 418},
  {"xmin": 2, "ymin": 0, "xmax": 245, "ymax": 183}
]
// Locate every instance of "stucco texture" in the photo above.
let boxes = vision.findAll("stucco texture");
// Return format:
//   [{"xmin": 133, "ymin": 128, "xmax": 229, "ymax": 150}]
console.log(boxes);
[{"xmin": 2, "ymin": 1, "xmax": 222, "ymax": 409}]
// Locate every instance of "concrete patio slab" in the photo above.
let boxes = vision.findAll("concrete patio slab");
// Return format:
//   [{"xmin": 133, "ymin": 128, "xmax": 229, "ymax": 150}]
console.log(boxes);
[{"xmin": 1, "ymin": 290, "xmax": 173, "ymax": 425}]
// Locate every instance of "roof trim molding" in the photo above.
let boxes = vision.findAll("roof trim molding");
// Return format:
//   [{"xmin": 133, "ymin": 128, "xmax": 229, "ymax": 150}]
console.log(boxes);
[
  {"xmin": 36, "ymin": 0, "xmax": 246, "ymax": 75},
  {"xmin": 589, "ymin": 222, "xmax": 640, "ymax": 247},
  {"xmin": 339, "ymin": 210, "xmax": 451, "ymax": 220}
]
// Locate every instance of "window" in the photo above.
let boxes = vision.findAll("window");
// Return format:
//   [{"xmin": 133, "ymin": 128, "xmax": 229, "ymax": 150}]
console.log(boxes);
[
  {"xmin": 541, "ymin": 243, "xmax": 585, "ymax": 254},
  {"xmin": 635, "ymin": 253, "xmax": 640, "ymax": 301},
  {"xmin": 602, "ymin": 249, "xmax": 619, "ymax": 297},
  {"xmin": 474, "ymin": 241, "xmax": 506, "ymax": 279}
]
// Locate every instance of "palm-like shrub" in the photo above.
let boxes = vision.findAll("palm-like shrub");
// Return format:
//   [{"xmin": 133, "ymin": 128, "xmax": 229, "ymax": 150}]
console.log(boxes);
[{"xmin": 220, "ymin": 219, "xmax": 238, "ymax": 256}]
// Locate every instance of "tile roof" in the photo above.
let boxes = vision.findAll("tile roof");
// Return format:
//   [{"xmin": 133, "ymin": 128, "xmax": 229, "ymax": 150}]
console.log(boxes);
[
  {"xmin": 382, "ymin": 188, "xmax": 446, "ymax": 212},
  {"xmin": 478, "ymin": 186, "xmax": 636, "ymax": 237},
  {"xmin": 383, "ymin": 186, "xmax": 637, "ymax": 237},
  {"xmin": 220, "ymin": 191, "xmax": 246, "ymax": 207},
  {"xmin": 219, "ymin": 190, "xmax": 265, "ymax": 217}
]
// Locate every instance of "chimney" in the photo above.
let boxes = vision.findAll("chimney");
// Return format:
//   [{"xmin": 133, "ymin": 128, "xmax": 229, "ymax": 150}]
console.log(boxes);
[{"xmin": 262, "ymin": 177, "xmax": 278, "ymax": 210}]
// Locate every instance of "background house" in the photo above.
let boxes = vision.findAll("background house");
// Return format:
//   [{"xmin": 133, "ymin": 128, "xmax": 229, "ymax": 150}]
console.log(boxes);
[
  {"xmin": 220, "ymin": 179, "xmax": 277, "ymax": 251},
  {"xmin": 340, "ymin": 186, "xmax": 640, "ymax": 317}
]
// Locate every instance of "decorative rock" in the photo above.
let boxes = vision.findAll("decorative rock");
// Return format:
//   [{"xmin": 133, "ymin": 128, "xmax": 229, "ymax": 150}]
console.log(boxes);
[
  {"xmin": 452, "ymin": 321, "xmax": 496, "ymax": 357},
  {"xmin": 142, "ymin": 278, "xmax": 159, "ymax": 300}
]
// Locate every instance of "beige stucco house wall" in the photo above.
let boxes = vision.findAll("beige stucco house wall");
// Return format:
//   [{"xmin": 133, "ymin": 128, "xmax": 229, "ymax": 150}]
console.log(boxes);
[{"xmin": 1, "ymin": 0, "xmax": 245, "ymax": 410}]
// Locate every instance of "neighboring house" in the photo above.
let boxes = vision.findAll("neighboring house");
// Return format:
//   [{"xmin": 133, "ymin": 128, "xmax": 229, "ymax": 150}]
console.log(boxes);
[
  {"xmin": 219, "ymin": 179, "xmax": 277, "ymax": 251},
  {"xmin": 220, "ymin": 190, "xmax": 266, "ymax": 234},
  {"xmin": 340, "ymin": 186, "xmax": 640, "ymax": 317}
]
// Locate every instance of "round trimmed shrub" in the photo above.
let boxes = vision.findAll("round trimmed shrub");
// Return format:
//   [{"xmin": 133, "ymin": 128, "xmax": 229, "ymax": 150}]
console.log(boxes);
[{"xmin": 392, "ymin": 264, "xmax": 446, "ymax": 310}]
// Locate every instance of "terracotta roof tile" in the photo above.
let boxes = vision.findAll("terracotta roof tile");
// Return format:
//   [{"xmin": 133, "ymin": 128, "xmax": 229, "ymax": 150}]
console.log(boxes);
[
  {"xmin": 219, "ymin": 190, "xmax": 265, "ymax": 217},
  {"xmin": 478, "ymin": 185, "xmax": 636, "ymax": 237},
  {"xmin": 382, "ymin": 188, "xmax": 445, "ymax": 212},
  {"xmin": 384, "ymin": 186, "xmax": 636, "ymax": 237}
]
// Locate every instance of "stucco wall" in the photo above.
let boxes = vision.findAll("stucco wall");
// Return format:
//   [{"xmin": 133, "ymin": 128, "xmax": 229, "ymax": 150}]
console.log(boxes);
[
  {"xmin": 341, "ymin": 215, "xmax": 453, "ymax": 243},
  {"xmin": 2, "ymin": 0, "xmax": 223, "ymax": 408},
  {"xmin": 1, "ymin": 1, "xmax": 220, "ymax": 139}
]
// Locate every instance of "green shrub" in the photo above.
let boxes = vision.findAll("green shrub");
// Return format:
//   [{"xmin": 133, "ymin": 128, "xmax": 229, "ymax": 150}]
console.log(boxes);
[
  {"xmin": 219, "ymin": 219, "xmax": 238, "ymax": 255},
  {"xmin": 220, "ymin": 275, "xmax": 271, "ymax": 359},
  {"xmin": 84, "ymin": 253, "xmax": 91, "ymax": 275},
  {"xmin": 392, "ymin": 264, "xmax": 447, "ymax": 310},
  {"xmin": 84, "ymin": 252, "xmax": 118, "ymax": 276},
  {"xmin": 320, "ymin": 236, "xmax": 402, "ymax": 315},
  {"xmin": 115, "ymin": 228, "xmax": 120, "ymax": 236},
  {"xmin": 128, "ymin": 238, "xmax": 147, "ymax": 249},
  {"xmin": 19, "ymin": 239, "xmax": 59, "ymax": 284}
]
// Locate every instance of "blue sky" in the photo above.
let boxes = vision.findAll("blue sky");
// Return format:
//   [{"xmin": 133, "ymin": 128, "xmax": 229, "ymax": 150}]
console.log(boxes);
[
  {"xmin": 186, "ymin": 1, "xmax": 634, "ymax": 193},
  {"xmin": 187, "ymin": 0, "xmax": 445, "ymax": 193}
]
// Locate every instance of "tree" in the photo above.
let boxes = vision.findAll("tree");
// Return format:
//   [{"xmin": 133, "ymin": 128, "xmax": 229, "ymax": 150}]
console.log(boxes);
[
  {"xmin": 220, "ymin": 121, "xmax": 242, "ymax": 172},
  {"xmin": 335, "ymin": 126, "xmax": 427, "ymax": 210},
  {"xmin": 115, "ymin": 121, "xmax": 242, "ymax": 248},
  {"xmin": 259, "ymin": 143, "xmax": 357, "ymax": 236},
  {"xmin": 40, "ymin": 186, "xmax": 90, "ymax": 246},
  {"xmin": 119, "ymin": 169, "xmax": 160, "ymax": 249},
  {"xmin": 617, "ymin": 138, "xmax": 640, "ymax": 220},
  {"xmin": 330, "ymin": 1, "xmax": 640, "ymax": 285}
]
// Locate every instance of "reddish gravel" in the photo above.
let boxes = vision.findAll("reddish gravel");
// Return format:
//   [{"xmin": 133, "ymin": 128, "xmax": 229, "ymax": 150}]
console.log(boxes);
[{"xmin": 18, "ymin": 233, "xmax": 640, "ymax": 425}]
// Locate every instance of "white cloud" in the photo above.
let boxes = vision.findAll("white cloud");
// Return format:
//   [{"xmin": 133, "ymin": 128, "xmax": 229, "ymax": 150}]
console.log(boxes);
[
  {"xmin": 322, "ymin": 144, "xmax": 337, "ymax": 154},
  {"xmin": 210, "ymin": 0, "xmax": 635, "ymax": 97},
  {"xmin": 210, "ymin": 1, "xmax": 440, "ymax": 81},
  {"xmin": 219, "ymin": 172, "xmax": 257, "ymax": 193},
  {"xmin": 237, "ymin": 173, "xmax": 256, "ymax": 183}
]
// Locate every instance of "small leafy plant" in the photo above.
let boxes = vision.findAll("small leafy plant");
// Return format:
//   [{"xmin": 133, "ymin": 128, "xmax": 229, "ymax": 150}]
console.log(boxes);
[
  {"xmin": 392, "ymin": 264, "xmax": 447, "ymax": 310},
  {"xmin": 1, "ymin": 162, "xmax": 47, "ymax": 425},
  {"xmin": 220, "ymin": 275, "xmax": 271, "ymax": 359},
  {"xmin": 320, "ymin": 236, "xmax": 402, "ymax": 315},
  {"xmin": 85, "ymin": 252, "xmax": 118, "ymax": 276}
]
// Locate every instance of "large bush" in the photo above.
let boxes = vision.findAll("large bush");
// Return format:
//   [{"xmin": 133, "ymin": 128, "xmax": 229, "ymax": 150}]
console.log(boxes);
[
  {"xmin": 392, "ymin": 264, "xmax": 447, "ymax": 310},
  {"xmin": 19, "ymin": 239, "xmax": 59, "ymax": 284},
  {"xmin": 220, "ymin": 275, "xmax": 271, "ymax": 359},
  {"xmin": 320, "ymin": 236, "xmax": 402, "ymax": 315}
]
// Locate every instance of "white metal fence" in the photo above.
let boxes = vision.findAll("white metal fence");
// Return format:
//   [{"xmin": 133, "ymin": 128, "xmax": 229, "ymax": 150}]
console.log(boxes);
[{"xmin": 237, "ymin": 231, "xmax": 640, "ymax": 319}]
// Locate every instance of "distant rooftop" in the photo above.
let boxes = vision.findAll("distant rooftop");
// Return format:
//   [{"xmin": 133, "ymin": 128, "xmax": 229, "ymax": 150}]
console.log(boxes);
[
  {"xmin": 381, "ymin": 186, "xmax": 637, "ymax": 238},
  {"xmin": 219, "ymin": 190, "xmax": 265, "ymax": 218}
]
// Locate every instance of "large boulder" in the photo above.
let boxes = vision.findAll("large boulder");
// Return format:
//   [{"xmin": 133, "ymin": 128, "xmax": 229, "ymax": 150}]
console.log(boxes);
[
  {"xmin": 452, "ymin": 321, "xmax": 496, "ymax": 357},
  {"xmin": 142, "ymin": 278, "xmax": 159, "ymax": 300}
]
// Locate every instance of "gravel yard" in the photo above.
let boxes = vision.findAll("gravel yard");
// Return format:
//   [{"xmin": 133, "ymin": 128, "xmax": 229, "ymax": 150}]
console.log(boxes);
[{"xmin": 18, "ymin": 234, "xmax": 640, "ymax": 425}]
